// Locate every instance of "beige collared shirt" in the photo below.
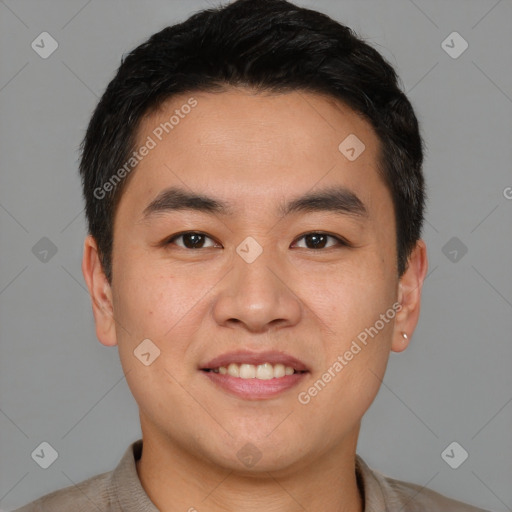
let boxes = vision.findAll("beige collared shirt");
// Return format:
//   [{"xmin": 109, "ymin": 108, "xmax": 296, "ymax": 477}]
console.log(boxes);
[{"xmin": 13, "ymin": 439, "xmax": 491, "ymax": 511}]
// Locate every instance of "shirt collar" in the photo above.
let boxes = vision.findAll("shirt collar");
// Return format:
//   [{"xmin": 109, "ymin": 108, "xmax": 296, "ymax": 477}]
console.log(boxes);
[{"xmin": 111, "ymin": 439, "xmax": 159, "ymax": 511}]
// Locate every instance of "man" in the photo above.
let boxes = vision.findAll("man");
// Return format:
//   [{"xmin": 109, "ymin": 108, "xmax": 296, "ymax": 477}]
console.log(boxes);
[{"xmin": 15, "ymin": 0, "xmax": 490, "ymax": 510}]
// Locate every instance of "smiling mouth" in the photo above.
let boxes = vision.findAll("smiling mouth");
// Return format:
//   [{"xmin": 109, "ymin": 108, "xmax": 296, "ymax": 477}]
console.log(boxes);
[{"xmin": 201, "ymin": 362, "xmax": 308, "ymax": 380}]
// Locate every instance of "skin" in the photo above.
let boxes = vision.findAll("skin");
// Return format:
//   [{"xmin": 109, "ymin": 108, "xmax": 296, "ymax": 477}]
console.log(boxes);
[{"xmin": 82, "ymin": 88, "xmax": 428, "ymax": 512}]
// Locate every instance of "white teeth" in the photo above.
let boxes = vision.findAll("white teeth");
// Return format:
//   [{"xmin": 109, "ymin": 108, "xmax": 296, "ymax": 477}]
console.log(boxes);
[
  {"xmin": 256, "ymin": 363, "xmax": 273, "ymax": 380},
  {"xmin": 239, "ymin": 364, "xmax": 256, "ymax": 379},
  {"xmin": 227, "ymin": 363, "xmax": 239, "ymax": 377},
  {"xmin": 273, "ymin": 363, "xmax": 285, "ymax": 378},
  {"xmin": 214, "ymin": 362, "xmax": 299, "ymax": 379}
]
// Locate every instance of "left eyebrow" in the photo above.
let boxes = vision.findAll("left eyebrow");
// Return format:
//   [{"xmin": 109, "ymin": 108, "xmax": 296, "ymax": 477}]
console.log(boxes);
[
  {"xmin": 279, "ymin": 185, "xmax": 368, "ymax": 219},
  {"xmin": 140, "ymin": 184, "xmax": 368, "ymax": 222}
]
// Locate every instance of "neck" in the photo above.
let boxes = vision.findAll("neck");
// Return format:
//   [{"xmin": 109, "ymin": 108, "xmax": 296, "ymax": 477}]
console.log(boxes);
[{"xmin": 136, "ymin": 424, "xmax": 363, "ymax": 512}]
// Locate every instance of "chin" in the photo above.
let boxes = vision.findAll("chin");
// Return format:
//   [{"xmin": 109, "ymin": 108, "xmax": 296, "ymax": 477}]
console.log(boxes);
[{"xmin": 195, "ymin": 435, "xmax": 310, "ymax": 475}]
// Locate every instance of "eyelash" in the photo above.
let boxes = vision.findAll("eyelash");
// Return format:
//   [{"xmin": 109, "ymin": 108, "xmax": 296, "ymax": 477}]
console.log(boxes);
[{"xmin": 164, "ymin": 231, "xmax": 351, "ymax": 250}]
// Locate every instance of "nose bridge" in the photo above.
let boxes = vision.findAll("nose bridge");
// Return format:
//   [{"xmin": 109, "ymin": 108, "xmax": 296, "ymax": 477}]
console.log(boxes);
[
  {"xmin": 239, "ymin": 240, "xmax": 280, "ymax": 285},
  {"xmin": 212, "ymin": 238, "xmax": 302, "ymax": 331},
  {"xmin": 233, "ymin": 238, "xmax": 284, "ymax": 304}
]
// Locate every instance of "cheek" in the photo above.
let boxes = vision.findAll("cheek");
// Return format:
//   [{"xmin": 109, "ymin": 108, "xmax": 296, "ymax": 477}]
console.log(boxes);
[
  {"xmin": 112, "ymin": 252, "xmax": 190, "ymax": 337},
  {"xmin": 305, "ymin": 256, "xmax": 395, "ymax": 339},
  {"xmin": 299, "ymin": 255, "xmax": 396, "ymax": 413},
  {"xmin": 112, "ymin": 268, "xmax": 199, "ymax": 415},
  {"xmin": 112, "ymin": 257, "xmax": 214, "ymax": 381},
  {"xmin": 296, "ymin": 306, "xmax": 393, "ymax": 443}
]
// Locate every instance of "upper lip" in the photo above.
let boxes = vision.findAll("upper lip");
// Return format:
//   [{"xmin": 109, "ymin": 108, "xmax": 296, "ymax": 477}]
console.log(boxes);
[{"xmin": 201, "ymin": 350, "xmax": 309, "ymax": 372}]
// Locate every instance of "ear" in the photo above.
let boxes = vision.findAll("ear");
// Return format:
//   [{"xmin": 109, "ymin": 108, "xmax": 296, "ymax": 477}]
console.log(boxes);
[
  {"xmin": 392, "ymin": 239, "xmax": 428, "ymax": 353},
  {"xmin": 81, "ymin": 234, "xmax": 117, "ymax": 346}
]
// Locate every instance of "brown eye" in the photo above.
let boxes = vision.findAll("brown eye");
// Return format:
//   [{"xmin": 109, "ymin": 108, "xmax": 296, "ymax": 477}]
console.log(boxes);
[
  {"xmin": 167, "ymin": 232, "xmax": 218, "ymax": 249},
  {"xmin": 293, "ymin": 232, "xmax": 348, "ymax": 250}
]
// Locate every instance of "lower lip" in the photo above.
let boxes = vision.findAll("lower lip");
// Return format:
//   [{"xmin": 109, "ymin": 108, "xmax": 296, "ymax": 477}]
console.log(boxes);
[{"xmin": 201, "ymin": 370, "xmax": 308, "ymax": 400}]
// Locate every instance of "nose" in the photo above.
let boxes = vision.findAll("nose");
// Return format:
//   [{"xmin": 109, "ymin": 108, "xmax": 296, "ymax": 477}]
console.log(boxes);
[{"xmin": 211, "ymin": 245, "xmax": 302, "ymax": 333}]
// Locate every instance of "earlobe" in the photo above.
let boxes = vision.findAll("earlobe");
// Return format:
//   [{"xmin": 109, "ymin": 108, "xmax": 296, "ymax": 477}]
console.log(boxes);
[
  {"xmin": 81, "ymin": 235, "xmax": 118, "ymax": 347},
  {"xmin": 392, "ymin": 330, "xmax": 410, "ymax": 353},
  {"xmin": 391, "ymin": 239, "xmax": 428, "ymax": 353}
]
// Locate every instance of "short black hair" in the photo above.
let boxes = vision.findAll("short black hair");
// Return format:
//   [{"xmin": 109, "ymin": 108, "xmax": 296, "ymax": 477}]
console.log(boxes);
[{"xmin": 79, "ymin": 0, "xmax": 425, "ymax": 284}]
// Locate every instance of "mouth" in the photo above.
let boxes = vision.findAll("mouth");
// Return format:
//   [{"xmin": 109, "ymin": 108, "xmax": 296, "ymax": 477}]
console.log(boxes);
[
  {"xmin": 202, "ymin": 362, "xmax": 307, "ymax": 379},
  {"xmin": 199, "ymin": 350, "xmax": 309, "ymax": 400}
]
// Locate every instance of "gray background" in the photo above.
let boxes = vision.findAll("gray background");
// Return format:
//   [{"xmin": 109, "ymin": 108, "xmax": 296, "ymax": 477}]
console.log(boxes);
[{"xmin": 0, "ymin": 0, "xmax": 511, "ymax": 510}]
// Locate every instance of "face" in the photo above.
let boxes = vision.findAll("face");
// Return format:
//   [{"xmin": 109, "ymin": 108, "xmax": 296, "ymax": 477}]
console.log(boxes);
[{"xmin": 84, "ymin": 88, "xmax": 426, "ymax": 474}]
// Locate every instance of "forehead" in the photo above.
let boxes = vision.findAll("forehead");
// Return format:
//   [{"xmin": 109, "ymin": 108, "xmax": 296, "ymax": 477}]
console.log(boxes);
[{"xmin": 116, "ymin": 88, "xmax": 389, "ymax": 222}]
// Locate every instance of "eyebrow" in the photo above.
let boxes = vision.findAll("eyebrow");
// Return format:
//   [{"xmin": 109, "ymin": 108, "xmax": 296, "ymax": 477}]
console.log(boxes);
[{"xmin": 141, "ymin": 185, "xmax": 368, "ymax": 221}]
